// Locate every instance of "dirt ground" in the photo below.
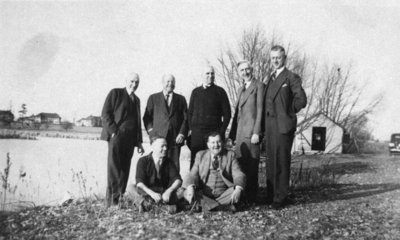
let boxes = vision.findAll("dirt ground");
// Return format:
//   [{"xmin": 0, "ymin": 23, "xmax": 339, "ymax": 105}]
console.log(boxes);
[{"xmin": 1, "ymin": 153, "xmax": 400, "ymax": 239}]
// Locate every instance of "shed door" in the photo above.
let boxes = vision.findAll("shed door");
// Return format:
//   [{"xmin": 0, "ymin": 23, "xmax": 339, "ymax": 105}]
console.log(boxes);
[{"xmin": 311, "ymin": 127, "xmax": 326, "ymax": 151}]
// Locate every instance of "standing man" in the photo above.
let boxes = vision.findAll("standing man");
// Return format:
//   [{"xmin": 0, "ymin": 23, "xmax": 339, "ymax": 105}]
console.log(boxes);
[
  {"xmin": 188, "ymin": 65, "xmax": 231, "ymax": 169},
  {"xmin": 143, "ymin": 74, "xmax": 188, "ymax": 171},
  {"xmin": 101, "ymin": 72, "xmax": 144, "ymax": 208},
  {"xmin": 263, "ymin": 45, "xmax": 307, "ymax": 209},
  {"xmin": 229, "ymin": 60, "xmax": 264, "ymax": 204}
]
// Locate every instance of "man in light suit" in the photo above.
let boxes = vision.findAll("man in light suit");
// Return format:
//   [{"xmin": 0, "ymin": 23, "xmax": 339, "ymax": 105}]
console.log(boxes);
[
  {"xmin": 229, "ymin": 60, "xmax": 264, "ymax": 204},
  {"xmin": 188, "ymin": 65, "xmax": 231, "ymax": 169},
  {"xmin": 101, "ymin": 72, "xmax": 144, "ymax": 207},
  {"xmin": 143, "ymin": 74, "xmax": 188, "ymax": 171},
  {"xmin": 183, "ymin": 132, "xmax": 246, "ymax": 212},
  {"xmin": 263, "ymin": 45, "xmax": 307, "ymax": 209}
]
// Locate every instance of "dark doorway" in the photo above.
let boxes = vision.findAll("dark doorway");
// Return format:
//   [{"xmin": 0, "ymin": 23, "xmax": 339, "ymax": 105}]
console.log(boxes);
[{"xmin": 312, "ymin": 127, "xmax": 326, "ymax": 151}]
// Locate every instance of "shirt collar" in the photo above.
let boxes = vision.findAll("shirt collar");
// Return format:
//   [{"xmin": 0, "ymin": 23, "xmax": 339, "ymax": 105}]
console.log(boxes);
[
  {"xmin": 210, "ymin": 153, "xmax": 221, "ymax": 160},
  {"xmin": 162, "ymin": 90, "xmax": 173, "ymax": 96},
  {"xmin": 203, "ymin": 83, "xmax": 214, "ymax": 89},
  {"xmin": 126, "ymin": 87, "xmax": 134, "ymax": 96},
  {"xmin": 152, "ymin": 153, "xmax": 164, "ymax": 165},
  {"xmin": 244, "ymin": 78, "xmax": 253, "ymax": 89},
  {"xmin": 272, "ymin": 67, "xmax": 285, "ymax": 78}
]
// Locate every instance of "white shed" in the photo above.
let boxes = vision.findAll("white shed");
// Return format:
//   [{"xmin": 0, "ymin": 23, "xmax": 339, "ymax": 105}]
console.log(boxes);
[{"xmin": 293, "ymin": 113, "xmax": 344, "ymax": 154}]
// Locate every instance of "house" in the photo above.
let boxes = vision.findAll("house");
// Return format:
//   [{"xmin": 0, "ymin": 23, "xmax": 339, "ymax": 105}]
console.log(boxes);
[
  {"xmin": 77, "ymin": 115, "xmax": 102, "ymax": 127},
  {"xmin": 0, "ymin": 110, "xmax": 14, "ymax": 126},
  {"xmin": 34, "ymin": 113, "xmax": 61, "ymax": 124},
  {"xmin": 18, "ymin": 115, "xmax": 36, "ymax": 126},
  {"xmin": 293, "ymin": 113, "xmax": 344, "ymax": 154}
]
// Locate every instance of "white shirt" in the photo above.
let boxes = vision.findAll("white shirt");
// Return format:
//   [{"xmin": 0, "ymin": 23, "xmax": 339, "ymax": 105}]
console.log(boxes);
[
  {"xmin": 163, "ymin": 91, "xmax": 173, "ymax": 106},
  {"xmin": 126, "ymin": 87, "xmax": 134, "ymax": 96},
  {"xmin": 272, "ymin": 67, "xmax": 285, "ymax": 80},
  {"xmin": 244, "ymin": 80, "xmax": 252, "ymax": 90}
]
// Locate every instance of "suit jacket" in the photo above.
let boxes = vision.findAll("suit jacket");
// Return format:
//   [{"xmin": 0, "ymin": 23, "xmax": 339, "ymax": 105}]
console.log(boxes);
[
  {"xmin": 100, "ymin": 88, "xmax": 143, "ymax": 145},
  {"xmin": 184, "ymin": 149, "xmax": 246, "ymax": 189},
  {"xmin": 143, "ymin": 92, "xmax": 188, "ymax": 142},
  {"xmin": 229, "ymin": 79, "xmax": 264, "ymax": 141},
  {"xmin": 263, "ymin": 68, "xmax": 307, "ymax": 134}
]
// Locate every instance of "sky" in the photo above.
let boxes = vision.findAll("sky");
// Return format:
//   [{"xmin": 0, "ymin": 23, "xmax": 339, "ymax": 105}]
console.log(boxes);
[{"xmin": 1, "ymin": 0, "xmax": 399, "ymax": 141}]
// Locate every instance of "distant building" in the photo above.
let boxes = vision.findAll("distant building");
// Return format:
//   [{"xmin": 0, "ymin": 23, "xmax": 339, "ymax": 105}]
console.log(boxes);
[
  {"xmin": 77, "ymin": 115, "xmax": 102, "ymax": 127},
  {"xmin": 18, "ymin": 115, "xmax": 36, "ymax": 126},
  {"xmin": 0, "ymin": 110, "xmax": 14, "ymax": 126},
  {"xmin": 34, "ymin": 113, "xmax": 61, "ymax": 124},
  {"xmin": 293, "ymin": 113, "xmax": 344, "ymax": 154}
]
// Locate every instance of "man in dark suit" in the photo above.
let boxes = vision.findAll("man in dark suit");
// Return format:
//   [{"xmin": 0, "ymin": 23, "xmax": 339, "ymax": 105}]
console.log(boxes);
[
  {"xmin": 188, "ymin": 65, "xmax": 231, "ymax": 169},
  {"xmin": 143, "ymin": 74, "xmax": 188, "ymax": 171},
  {"xmin": 101, "ymin": 72, "xmax": 144, "ymax": 208},
  {"xmin": 229, "ymin": 60, "xmax": 264, "ymax": 204},
  {"xmin": 263, "ymin": 46, "xmax": 307, "ymax": 209}
]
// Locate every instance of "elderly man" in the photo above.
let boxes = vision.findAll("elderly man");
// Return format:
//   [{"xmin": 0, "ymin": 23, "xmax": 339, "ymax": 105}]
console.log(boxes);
[
  {"xmin": 101, "ymin": 72, "xmax": 144, "ymax": 208},
  {"xmin": 229, "ymin": 60, "xmax": 264, "ymax": 204},
  {"xmin": 183, "ymin": 132, "xmax": 246, "ymax": 212},
  {"xmin": 143, "ymin": 74, "xmax": 188, "ymax": 171},
  {"xmin": 263, "ymin": 45, "xmax": 307, "ymax": 209},
  {"xmin": 125, "ymin": 137, "xmax": 182, "ymax": 213},
  {"xmin": 188, "ymin": 65, "xmax": 231, "ymax": 169}
]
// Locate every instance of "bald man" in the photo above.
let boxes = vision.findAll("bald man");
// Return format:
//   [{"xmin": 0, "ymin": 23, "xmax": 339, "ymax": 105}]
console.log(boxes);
[
  {"xmin": 101, "ymin": 72, "xmax": 145, "ymax": 208},
  {"xmin": 188, "ymin": 65, "xmax": 231, "ymax": 169},
  {"xmin": 143, "ymin": 74, "xmax": 188, "ymax": 171}
]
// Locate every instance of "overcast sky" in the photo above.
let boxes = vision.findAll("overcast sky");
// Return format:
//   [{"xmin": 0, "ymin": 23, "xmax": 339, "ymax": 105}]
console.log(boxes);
[{"xmin": 1, "ymin": 0, "xmax": 399, "ymax": 140}]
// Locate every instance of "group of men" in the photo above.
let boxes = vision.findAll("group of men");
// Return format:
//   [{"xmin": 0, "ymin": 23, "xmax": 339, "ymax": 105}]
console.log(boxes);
[{"xmin": 100, "ymin": 45, "xmax": 307, "ymax": 213}]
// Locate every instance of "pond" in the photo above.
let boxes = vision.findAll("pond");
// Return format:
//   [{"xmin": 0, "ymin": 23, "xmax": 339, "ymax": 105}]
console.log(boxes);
[{"xmin": 0, "ymin": 138, "xmax": 190, "ymax": 210}]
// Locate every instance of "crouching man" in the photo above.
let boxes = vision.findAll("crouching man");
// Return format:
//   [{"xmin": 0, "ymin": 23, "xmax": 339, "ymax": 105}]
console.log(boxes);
[
  {"xmin": 125, "ymin": 137, "xmax": 182, "ymax": 213},
  {"xmin": 183, "ymin": 131, "xmax": 246, "ymax": 212}
]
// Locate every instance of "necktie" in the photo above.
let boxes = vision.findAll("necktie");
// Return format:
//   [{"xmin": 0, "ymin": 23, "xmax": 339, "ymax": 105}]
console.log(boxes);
[
  {"xmin": 165, "ymin": 94, "xmax": 170, "ymax": 110},
  {"xmin": 212, "ymin": 156, "xmax": 219, "ymax": 170},
  {"xmin": 157, "ymin": 159, "xmax": 162, "ymax": 178},
  {"xmin": 271, "ymin": 71, "xmax": 277, "ymax": 81},
  {"xmin": 129, "ymin": 92, "xmax": 135, "ymax": 103}
]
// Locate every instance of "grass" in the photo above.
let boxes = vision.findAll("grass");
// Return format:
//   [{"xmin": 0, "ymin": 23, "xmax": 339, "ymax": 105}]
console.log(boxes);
[{"xmin": 1, "ymin": 150, "xmax": 400, "ymax": 239}]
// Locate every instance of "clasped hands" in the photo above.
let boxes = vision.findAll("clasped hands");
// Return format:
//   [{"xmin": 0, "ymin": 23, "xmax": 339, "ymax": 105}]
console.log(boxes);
[{"xmin": 149, "ymin": 189, "xmax": 173, "ymax": 204}]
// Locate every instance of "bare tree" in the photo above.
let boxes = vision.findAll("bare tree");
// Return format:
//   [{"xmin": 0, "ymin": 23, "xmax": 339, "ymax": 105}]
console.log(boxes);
[
  {"xmin": 18, "ymin": 104, "xmax": 27, "ymax": 118},
  {"xmin": 213, "ymin": 27, "xmax": 319, "ymax": 128},
  {"xmin": 212, "ymin": 26, "xmax": 382, "ymax": 150}
]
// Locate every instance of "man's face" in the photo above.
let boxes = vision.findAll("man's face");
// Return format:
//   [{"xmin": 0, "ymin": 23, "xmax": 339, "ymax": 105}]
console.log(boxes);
[
  {"xmin": 126, "ymin": 73, "xmax": 140, "ymax": 93},
  {"xmin": 162, "ymin": 75, "xmax": 175, "ymax": 93},
  {"xmin": 152, "ymin": 138, "xmax": 168, "ymax": 157},
  {"xmin": 203, "ymin": 66, "xmax": 215, "ymax": 85},
  {"xmin": 270, "ymin": 50, "xmax": 286, "ymax": 70},
  {"xmin": 238, "ymin": 62, "xmax": 253, "ymax": 82},
  {"xmin": 207, "ymin": 135, "xmax": 222, "ymax": 155}
]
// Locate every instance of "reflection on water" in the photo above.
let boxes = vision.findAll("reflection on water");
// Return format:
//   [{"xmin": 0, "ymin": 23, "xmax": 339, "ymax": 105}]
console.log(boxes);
[{"xmin": 0, "ymin": 138, "xmax": 190, "ymax": 210}]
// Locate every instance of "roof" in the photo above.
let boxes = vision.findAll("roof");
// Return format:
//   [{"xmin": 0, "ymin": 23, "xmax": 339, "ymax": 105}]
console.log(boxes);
[
  {"xmin": 78, "ymin": 115, "xmax": 101, "ymax": 121},
  {"xmin": 0, "ymin": 110, "xmax": 13, "ymax": 115},
  {"xmin": 305, "ymin": 112, "xmax": 343, "ymax": 129},
  {"xmin": 36, "ymin": 112, "xmax": 61, "ymax": 118}
]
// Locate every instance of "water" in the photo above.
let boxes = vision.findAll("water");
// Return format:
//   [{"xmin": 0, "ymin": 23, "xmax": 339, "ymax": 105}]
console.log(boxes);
[{"xmin": 0, "ymin": 138, "xmax": 190, "ymax": 210}]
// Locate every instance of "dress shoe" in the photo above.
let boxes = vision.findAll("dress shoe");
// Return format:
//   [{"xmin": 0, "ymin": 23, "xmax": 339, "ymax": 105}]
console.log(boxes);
[
  {"xmin": 229, "ymin": 204, "xmax": 238, "ymax": 213},
  {"xmin": 138, "ymin": 203, "xmax": 145, "ymax": 213},
  {"xmin": 167, "ymin": 204, "xmax": 177, "ymax": 214},
  {"xmin": 271, "ymin": 202, "xmax": 284, "ymax": 210}
]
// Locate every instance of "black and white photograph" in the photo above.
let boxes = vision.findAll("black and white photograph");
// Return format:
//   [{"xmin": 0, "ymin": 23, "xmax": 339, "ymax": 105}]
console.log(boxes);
[{"xmin": 1, "ymin": 0, "xmax": 399, "ymax": 239}]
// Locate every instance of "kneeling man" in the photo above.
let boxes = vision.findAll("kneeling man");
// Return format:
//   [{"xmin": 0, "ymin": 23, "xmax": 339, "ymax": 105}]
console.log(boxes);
[
  {"xmin": 184, "ymin": 132, "xmax": 246, "ymax": 212},
  {"xmin": 126, "ymin": 137, "xmax": 182, "ymax": 213}
]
